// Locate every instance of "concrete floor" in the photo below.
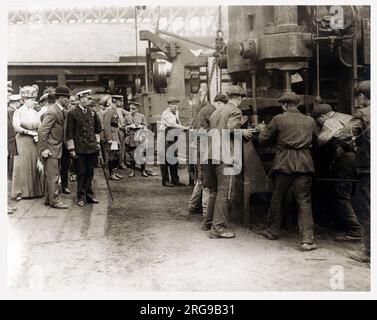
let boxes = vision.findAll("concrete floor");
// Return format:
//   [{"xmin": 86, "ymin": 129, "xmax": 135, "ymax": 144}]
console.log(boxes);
[{"xmin": 7, "ymin": 167, "xmax": 370, "ymax": 292}]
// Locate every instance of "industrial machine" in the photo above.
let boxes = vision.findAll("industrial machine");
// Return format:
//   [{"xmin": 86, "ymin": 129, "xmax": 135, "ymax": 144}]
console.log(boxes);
[
  {"xmin": 139, "ymin": 6, "xmax": 370, "ymax": 229},
  {"xmin": 139, "ymin": 30, "xmax": 210, "ymax": 129},
  {"xmin": 220, "ymin": 5, "xmax": 370, "ymax": 227}
]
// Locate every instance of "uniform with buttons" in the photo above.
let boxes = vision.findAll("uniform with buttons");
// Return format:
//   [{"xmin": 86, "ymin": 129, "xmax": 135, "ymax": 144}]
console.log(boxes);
[{"xmin": 66, "ymin": 89, "xmax": 102, "ymax": 205}]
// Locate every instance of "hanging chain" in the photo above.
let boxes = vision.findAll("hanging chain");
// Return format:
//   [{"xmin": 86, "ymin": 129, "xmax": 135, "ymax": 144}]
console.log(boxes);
[{"xmin": 205, "ymin": 6, "xmax": 224, "ymax": 100}]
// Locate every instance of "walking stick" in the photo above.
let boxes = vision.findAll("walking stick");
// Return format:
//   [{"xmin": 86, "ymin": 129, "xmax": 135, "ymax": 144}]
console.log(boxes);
[{"xmin": 98, "ymin": 148, "xmax": 114, "ymax": 201}]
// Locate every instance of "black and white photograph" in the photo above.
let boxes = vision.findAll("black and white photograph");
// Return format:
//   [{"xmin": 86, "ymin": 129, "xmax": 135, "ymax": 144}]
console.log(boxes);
[{"xmin": 1, "ymin": 0, "xmax": 374, "ymax": 301}]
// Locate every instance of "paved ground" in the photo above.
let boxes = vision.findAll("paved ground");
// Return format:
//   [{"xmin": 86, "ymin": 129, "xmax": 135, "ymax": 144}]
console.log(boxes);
[{"xmin": 7, "ymin": 167, "xmax": 370, "ymax": 292}]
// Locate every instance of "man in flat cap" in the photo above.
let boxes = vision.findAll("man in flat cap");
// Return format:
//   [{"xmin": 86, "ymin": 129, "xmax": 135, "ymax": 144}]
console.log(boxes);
[
  {"xmin": 66, "ymin": 89, "xmax": 102, "ymax": 207},
  {"xmin": 188, "ymin": 92, "xmax": 228, "ymax": 220},
  {"xmin": 158, "ymin": 96, "xmax": 189, "ymax": 187},
  {"xmin": 312, "ymin": 103, "xmax": 363, "ymax": 243},
  {"xmin": 204, "ymin": 85, "xmax": 253, "ymax": 238},
  {"xmin": 38, "ymin": 86, "xmax": 71, "ymax": 209},
  {"xmin": 258, "ymin": 91, "xmax": 318, "ymax": 251},
  {"xmin": 338, "ymin": 80, "xmax": 371, "ymax": 263}
]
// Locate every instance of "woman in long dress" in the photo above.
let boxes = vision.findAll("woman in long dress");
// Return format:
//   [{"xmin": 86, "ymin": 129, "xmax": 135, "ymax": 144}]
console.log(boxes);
[{"xmin": 11, "ymin": 85, "xmax": 43, "ymax": 200}]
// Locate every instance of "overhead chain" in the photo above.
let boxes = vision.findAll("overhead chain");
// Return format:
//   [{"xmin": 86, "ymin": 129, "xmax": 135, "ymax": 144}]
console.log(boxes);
[{"xmin": 206, "ymin": 6, "xmax": 224, "ymax": 100}]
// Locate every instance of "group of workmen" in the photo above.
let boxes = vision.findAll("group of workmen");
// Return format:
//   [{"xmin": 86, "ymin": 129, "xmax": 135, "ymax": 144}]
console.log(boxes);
[
  {"xmin": 7, "ymin": 80, "xmax": 370, "ymax": 263},
  {"xmin": 184, "ymin": 82, "xmax": 370, "ymax": 263}
]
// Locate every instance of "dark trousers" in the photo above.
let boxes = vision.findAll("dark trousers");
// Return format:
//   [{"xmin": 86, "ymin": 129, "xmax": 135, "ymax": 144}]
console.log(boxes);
[
  {"xmin": 357, "ymin": 173, "xmax": 370, "ymax": 254},
  {"xmin": 8, "ymin": 155, "xmax": 14, "ymax": 180},
  {"xmin": 61, "ymin": 147, "xmax": 70, "ymax": 189},
  {"xmin": 203, "ymin": 161, "xmax": 231, "ymax": 230},
  {"xmin": 43, "ymin": 157, "xmax": 60, "ymax": 205},
  {"xmin": 76, "ymin": 152, "xmax": 97, "ymax": 202},
  {"xmin": 160, "ymin": 163, "xmax": 179, "ymax": 184},
  {"xmin": 268, "ymin": 173, "xmax": 315, "ymax": 244},
  {"xmin": 334, "ymin": 181, "xmax": 363, "ymax": 236},
  {"xmin": 160, "ymin": 136, "xmax": 179, "ymax": 185},
  {"xmin": 127, "ymin": 146, "xmax": 145, "ymax": 171},
  {"xmin": 333, "ymin": 152, "xmax": 362, "ymax": 236}
]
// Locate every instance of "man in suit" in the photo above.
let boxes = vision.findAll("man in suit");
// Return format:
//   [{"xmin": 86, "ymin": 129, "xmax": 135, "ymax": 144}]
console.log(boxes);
[
  {"xmin": 66, "ymin": 89, "xmax": 102, "ymax": 207},
  {"xmin": 38, "ymin": 86, "xmax": 71, "ymax": 209}
]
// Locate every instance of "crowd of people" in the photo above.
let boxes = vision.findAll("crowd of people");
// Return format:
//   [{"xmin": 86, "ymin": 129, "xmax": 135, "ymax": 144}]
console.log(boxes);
[
  {"xmin": 7, "ymin": 80, "xmax": 370, "ymax": 263},
  {"xmin": 7, "ymin": 83, "xmax": 154, "ymax": 210}
]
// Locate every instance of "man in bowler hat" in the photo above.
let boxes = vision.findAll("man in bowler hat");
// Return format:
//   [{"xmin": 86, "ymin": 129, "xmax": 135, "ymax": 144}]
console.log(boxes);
[{"xmin": 38, "ymin": 86, "xmax": 71, "ymax": 209}]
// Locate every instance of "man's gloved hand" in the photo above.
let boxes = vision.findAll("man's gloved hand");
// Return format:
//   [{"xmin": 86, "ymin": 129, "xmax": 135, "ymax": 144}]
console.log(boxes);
[
  {"xmin": 41, "ymin": 149, "xmax": 51, "ymax": 158},
  {"xmin": 70, "ymin": 150, "xmax": 77, "ymax": 159}
]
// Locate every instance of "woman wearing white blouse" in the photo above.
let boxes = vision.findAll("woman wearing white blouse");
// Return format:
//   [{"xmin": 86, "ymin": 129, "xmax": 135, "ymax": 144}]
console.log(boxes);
[{"xmin": 11, "ymin": 85, "xmax": 43, "ymax": 200}]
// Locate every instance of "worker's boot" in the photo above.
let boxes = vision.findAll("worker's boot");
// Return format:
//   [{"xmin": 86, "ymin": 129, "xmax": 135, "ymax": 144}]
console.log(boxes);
[
  {"xmin": 349, "ymin": 249, "xmax": 370, "ymax": 263},
  {"xmin": 114, "ymin": 169, "xmax": 123, "ymax": 179},
  {"xmin": 110, "ymin": 172, "xmax": 120, "ymax": 181},
  {"xmin": 259, "ymin": 229, "xmax": 279, "ymax": 240},
  {"xmin": 209, "ymin": 227, "xmax": 235, "ymax": 239},
  {"xmin": 129, "ymin": 170, "xmax": 135, "ymax": 178},
  {"xmin": 300, "ymin": 243, "xmax": 318, "ymax": 251}
]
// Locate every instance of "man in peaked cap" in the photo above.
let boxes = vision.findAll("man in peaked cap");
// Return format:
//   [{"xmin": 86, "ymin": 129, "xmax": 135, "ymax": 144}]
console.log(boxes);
[
  {"xmin": 124, "ymin": 100, "xmax": 148, "ymax": 177},
  {"xmin": 112, "ymin": 95, "xmax": 130, "ymax": 170},
  {"xmin": 102, "ymin": 95, "xmax": 124, "ymax": 181},
  {"xmin": 66, "ymin": 89, "xmax": 102, "ymax": 207},
  {"xmin": 38, "ymin": 86, "xmax": 72, "ymax": 209},
  {"xmin": 258, "ymin": 91, "xmax": 318, "ymax": 251},
  {"xmin": 203, "ymin": 85, "xmax": 253, "ymax": 238}
]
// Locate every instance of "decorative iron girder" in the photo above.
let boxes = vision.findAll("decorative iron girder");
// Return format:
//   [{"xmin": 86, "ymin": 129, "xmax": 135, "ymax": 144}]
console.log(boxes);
[{"xmin": 8, "ymin": 6, "xmax": 221, "ymax": 38}]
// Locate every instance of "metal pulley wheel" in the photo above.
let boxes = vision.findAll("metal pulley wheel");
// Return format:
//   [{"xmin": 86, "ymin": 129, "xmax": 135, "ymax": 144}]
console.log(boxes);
[
  {"xmin": 153, "ymin": 61, "xmax": 169, "ymax": 93},
  {"xmin": 135, "ymin": 77, "xmax": 142, "ymax": 93},
  {"xmin": 218, "ymin": 53, "xmax": 228, "ymax": 69}
]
